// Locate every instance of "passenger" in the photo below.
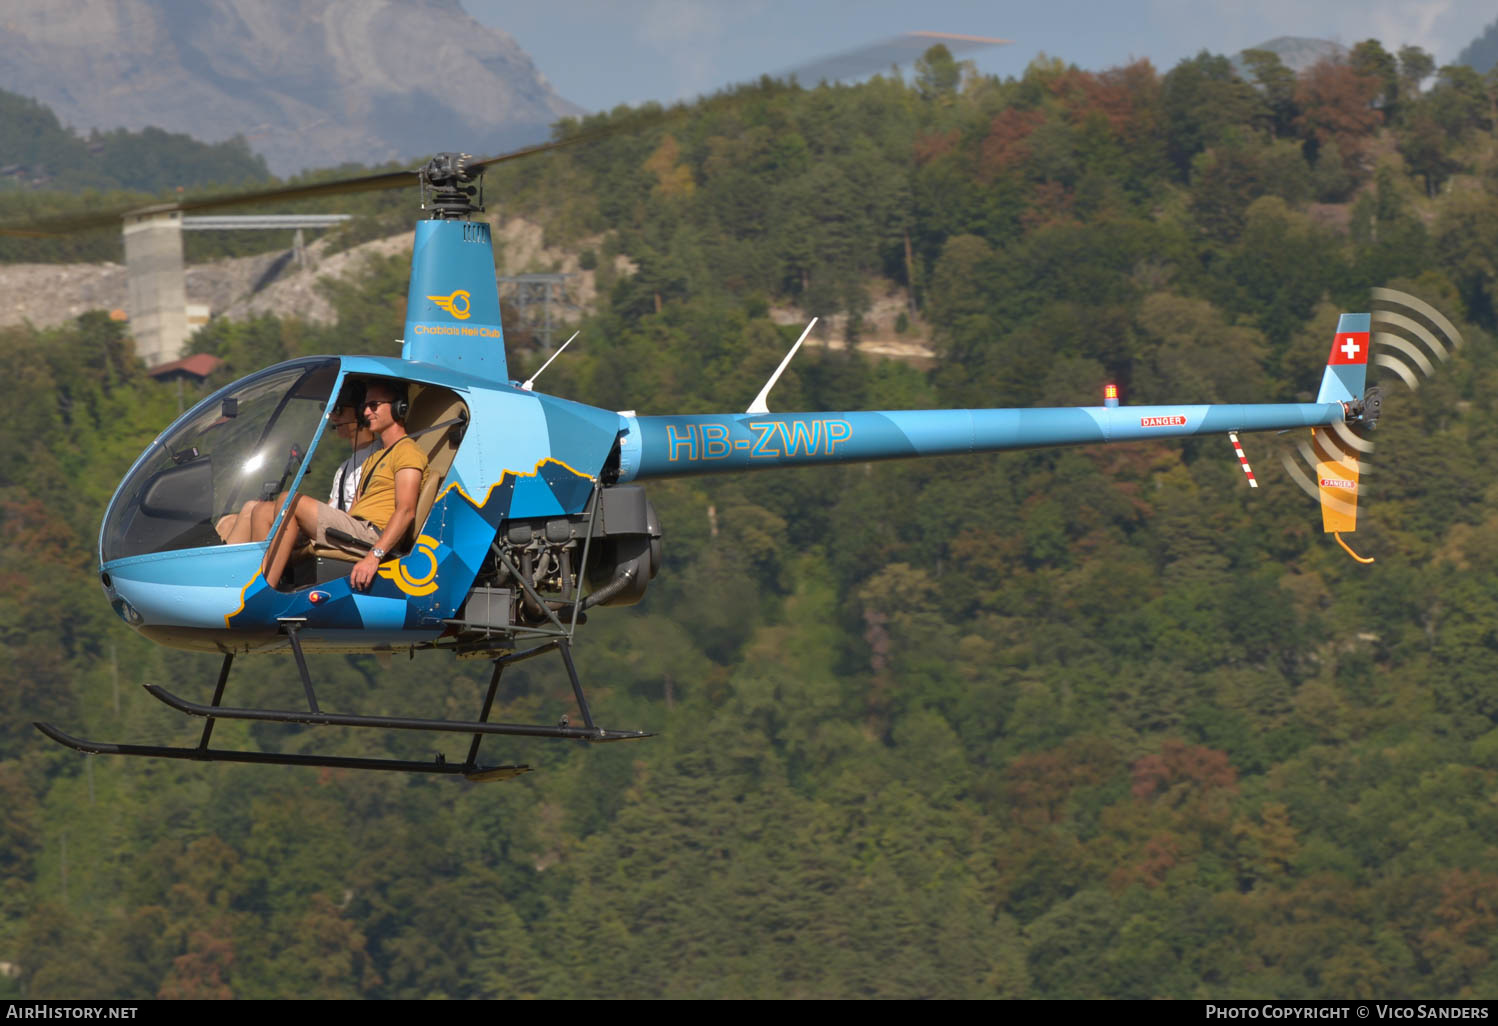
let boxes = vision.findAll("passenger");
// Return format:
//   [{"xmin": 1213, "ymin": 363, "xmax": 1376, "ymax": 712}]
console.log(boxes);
[
  {"xmin": 325, "ymin": 387, "xmax": 381, "ymax": 514},
  {"xmin": 262, "ymin": 379, "xmax": 428, "ymax": 591},
  {"xmin": 215, "ymin": 381, "xmax": 375, "ymax": 545}
]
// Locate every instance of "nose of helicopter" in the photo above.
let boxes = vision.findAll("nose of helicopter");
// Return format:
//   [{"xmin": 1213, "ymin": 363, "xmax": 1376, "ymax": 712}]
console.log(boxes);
[
  {"xmin": 100, "ymin": 571, "xmax": 143, "ymax": 627},
  {"xmin": 100, "ymin": 543, "xmax": 271, "ymax": 650},
  {"xmin": 95, "ymin": 356, "xmax": 347, "ymax": 650}
]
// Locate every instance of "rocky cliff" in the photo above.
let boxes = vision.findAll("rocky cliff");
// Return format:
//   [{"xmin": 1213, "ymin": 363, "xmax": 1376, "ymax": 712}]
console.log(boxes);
[{"xmin": 0, "ymin": 0, "xmax": 583, "ymax": 176}]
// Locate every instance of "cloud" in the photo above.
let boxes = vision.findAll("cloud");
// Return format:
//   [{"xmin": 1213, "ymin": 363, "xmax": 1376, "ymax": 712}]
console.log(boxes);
[
  {"xmin": 1143, "ymin": 0, "xmax": 1488, "ymax": 62},
  {"xmin": 634, "ymin": 0, "xmax": 768, "ymax": 100},
  {"xmin": 1365, "ymin": 1, "xmax": 1451, "ymax": 55}
]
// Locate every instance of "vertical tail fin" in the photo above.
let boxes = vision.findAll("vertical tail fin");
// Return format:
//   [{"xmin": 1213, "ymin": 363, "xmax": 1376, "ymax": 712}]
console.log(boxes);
[
  {"xmin": 1314, "ymin": 313, "xmax": 1370, "ymax": 536},
  {"xmin": 1316, "ymin": 313, "xmax": 1370, "ymax": 404}
]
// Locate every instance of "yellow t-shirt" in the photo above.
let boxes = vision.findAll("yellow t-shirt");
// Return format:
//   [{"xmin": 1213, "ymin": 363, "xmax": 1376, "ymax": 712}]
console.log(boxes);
[{"xmin": 348, "ymin": 436, "xmax": 428, "ymax": 533}]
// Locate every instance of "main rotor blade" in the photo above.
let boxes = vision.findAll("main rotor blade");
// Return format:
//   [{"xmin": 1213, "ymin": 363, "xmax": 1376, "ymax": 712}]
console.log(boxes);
[
  {"xmin": 0, "ymin": 126, "xmax": 618, "ymax": 237},
  {"xmin": 0, "ymin": 206, "xmax": 146, "ymax": 237},
  {"xmin": 775, "ymin": 30, "xmax": 1011, "ymax": 84},
  {"xmin": 0, "ymin": 166, "xmax": 421, "ymax": 237},
  {"xmin": 178, "ymin": 167, "xmax": 420, "ymax": 212}
]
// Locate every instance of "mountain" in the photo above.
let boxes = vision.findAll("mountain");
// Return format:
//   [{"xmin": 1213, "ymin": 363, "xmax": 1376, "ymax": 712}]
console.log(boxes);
[
  {"xmin": 0, "ymin": 0, "xmax": 584, "ymax": 177},
  {"xmin": 1457, "ymin": 17, "xmax": 1498, "ymax": 74},
  {"xmin": 1235, "ymin": 36, "xmax": 1347, "ymax": 75}
]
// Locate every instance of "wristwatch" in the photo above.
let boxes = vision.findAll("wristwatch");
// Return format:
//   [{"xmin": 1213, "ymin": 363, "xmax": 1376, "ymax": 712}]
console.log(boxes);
[{"xmin": 370, "ymin": 546, "xmax": 386, "ymax": 560}]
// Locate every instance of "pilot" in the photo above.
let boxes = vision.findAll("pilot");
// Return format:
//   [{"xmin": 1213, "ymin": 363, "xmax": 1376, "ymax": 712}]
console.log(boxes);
[
  {"xmin": 215, "ymin": 380, "xmax": 376, "ymax": 545},
  {"xmin": 325, "ymin": 381, "xmax": 381, "ymax": 513},
  {"xmin": 262, "ymin": 378, "xmax": 428, "ymax": 591}
]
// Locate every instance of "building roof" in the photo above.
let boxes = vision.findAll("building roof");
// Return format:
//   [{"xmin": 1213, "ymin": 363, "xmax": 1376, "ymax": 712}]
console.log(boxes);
[{"xmin": 147, "ymin": 352, "xmax": 223, "ymax": 382}]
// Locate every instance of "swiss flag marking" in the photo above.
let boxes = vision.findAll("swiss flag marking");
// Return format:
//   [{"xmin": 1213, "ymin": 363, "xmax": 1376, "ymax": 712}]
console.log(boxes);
[{"xmin": 1329, "ymin": 331, "xmax": 1369, "ymax": 366}]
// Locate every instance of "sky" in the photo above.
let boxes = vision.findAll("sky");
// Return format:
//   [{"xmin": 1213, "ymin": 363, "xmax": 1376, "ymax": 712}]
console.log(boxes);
[{"xmin": 461, "ymin": 0, "xmax": 1496, "ymax": 113}]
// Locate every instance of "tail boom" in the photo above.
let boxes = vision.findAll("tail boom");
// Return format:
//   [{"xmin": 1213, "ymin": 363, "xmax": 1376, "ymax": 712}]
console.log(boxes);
[{"xmin": 616, "ymin": 402, "xmax": 1349, "ymax": 482}]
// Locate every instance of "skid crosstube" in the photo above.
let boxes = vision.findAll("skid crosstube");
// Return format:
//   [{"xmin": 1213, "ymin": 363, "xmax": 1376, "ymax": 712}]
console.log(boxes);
[
  {"xmin": 33, "ymin": 721, "xmax": 531, "ymax": 781},
  {"xmin": 143, "ymin": 685, "xmax": 652, "ymax": 742},
  {"xmin": 35, "ymin": 627, "xmax": 652, "ymax": 780}
]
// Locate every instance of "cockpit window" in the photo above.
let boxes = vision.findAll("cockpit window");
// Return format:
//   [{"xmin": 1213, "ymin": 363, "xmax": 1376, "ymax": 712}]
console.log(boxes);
[{"xmin": 101, "ymin": 359, "xmax": 340, "ymax": 563}]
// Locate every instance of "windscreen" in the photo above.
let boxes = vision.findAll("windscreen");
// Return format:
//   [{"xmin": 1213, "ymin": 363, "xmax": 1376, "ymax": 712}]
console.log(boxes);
[{"xmin": 100, "ymin": 359, "xmax": 340, "ymax": 563}]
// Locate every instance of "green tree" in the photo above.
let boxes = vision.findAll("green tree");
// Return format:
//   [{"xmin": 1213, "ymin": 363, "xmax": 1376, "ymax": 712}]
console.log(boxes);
[
  {"xmin": 915, "ymin": 44, "xmax": 962, "ymax": 103},
  {"xmin": 1161, "ymin": 52, "xmax": 1266, "ymax": 178},
  {"xmin": 1240, "ymin": 49, "xmax": 1299, "ymax": 136},
  {"xmin": 1350, "ymin": 39, "xmax": 1400, "ymax": 115},
  {"xmin": 1399, "ymin": 46, "xmax": 1438, "ymax": 98}
]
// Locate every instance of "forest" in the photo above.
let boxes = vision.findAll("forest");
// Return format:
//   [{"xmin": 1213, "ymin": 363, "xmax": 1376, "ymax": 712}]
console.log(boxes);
[
  {"xmin": 0, "ymin": 87, "xmax": 269, "ymax": 195},
  {"xmin": 4, "ymin": 38, "xmax": 1498, "ymax": 998}
]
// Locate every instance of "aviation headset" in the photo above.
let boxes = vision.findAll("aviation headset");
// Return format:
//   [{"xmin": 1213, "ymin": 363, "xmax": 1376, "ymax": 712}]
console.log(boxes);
[
  {"xmin": 364, "ymin": 380, "xmax": 409, "ymax": 423},
  {"xmin": 334, "ymin": 380, "xmax": 370, "ymax": 430},
  {"xmin": 388, "ymin": 382, "xmax": 410, "ymax": 423}
]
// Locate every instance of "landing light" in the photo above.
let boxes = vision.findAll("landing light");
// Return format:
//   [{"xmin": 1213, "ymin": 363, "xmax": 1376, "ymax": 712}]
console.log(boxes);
[{"xmin": 112, "ymin": 598, "xmax": 142, "ymax": 626}]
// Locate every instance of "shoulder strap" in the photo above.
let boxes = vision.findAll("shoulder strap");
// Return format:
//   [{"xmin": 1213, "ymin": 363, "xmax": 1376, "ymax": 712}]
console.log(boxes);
[
  {"xmin": 332, "ymin": 460, "xmax": 349, "ymax": 511},
  {"xmin": 356, "ymin": 436, "xmax": 419, "ymax": 499},
  {"xmin": 357, "ymin": 444, "xmax": 395, "ymax": 500}
]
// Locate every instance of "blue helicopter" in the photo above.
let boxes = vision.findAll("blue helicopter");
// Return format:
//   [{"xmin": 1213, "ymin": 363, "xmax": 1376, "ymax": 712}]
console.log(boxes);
[{"xmin": 25, "ymin": 148, "xmax": 1415, "ymax": 783}]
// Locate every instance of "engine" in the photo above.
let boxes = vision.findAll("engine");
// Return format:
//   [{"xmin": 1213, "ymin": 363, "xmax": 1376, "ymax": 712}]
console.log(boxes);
[{"xmin": 463, "ymin": 485, "xmax": 662, "ymax": 631}]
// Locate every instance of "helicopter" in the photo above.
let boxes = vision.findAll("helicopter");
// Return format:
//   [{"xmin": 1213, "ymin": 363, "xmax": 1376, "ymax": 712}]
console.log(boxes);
[{"xmin": 6, "ymin": 96, "xmax": 1458, "ymax": 784}]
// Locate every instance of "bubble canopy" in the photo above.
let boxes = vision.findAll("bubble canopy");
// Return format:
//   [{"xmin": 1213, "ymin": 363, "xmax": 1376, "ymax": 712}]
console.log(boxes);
[{"xmin": 101, "ymin": 358, "xmax": 341, "ymax": 564}]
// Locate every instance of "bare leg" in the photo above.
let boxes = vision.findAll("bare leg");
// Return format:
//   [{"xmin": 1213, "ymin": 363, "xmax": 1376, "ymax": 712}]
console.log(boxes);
[
  {"xmin": 249, "ymin": 491, "xmax": 289, "ymax": 542},
  {"xmin": 225, "ymin": 499, "xmax": 263, "ymax": 545},
  {"xmin": 263, "ymin": 495, "xmax": 320, "ymax": 590}
]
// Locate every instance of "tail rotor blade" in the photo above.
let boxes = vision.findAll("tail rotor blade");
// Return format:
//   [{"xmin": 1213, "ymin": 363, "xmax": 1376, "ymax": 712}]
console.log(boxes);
[{"xmin": 1367, "ymin": 287, "xmax": 1465, "ymax": 392}]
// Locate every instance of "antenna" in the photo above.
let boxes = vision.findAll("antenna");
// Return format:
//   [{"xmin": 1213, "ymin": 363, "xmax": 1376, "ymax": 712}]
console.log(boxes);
[
  {"xmin": 521, "ymin": 330, "xmax": 580, "ymax": 391},
  {"xmin": 747, "ymin": 318, "xmax": 817, "ymax": 414}
]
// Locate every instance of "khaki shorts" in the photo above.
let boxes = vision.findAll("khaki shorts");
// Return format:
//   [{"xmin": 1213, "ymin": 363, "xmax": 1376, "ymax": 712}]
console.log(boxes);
[{"xmin": 311, "ymin": 502, "xmax": 381, "ymax": 555}]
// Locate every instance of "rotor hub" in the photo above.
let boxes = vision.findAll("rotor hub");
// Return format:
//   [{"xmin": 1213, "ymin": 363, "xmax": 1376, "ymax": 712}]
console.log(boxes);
[
  {"xmin": 419, "ymin": 152, "xmax": 484, "ymax": 219},
  {"xmin": 1346, "ymin": 385, "xmax": 1383, "ymax": 430}
]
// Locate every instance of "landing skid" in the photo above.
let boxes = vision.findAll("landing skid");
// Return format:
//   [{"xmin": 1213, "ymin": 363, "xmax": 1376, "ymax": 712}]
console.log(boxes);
[
  {"xmin": 34, "ymin": 721, "xmax": 530, "ymax": 781},
  {"xmin": 35, "ymin": 624, "xmax": 651, "ymax": 781}
]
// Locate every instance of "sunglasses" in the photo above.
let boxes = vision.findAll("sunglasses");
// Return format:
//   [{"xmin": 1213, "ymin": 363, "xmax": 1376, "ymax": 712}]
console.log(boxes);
[{"xmin": 361, "ymin": 399, "xmax": 391, "ymax": 410}]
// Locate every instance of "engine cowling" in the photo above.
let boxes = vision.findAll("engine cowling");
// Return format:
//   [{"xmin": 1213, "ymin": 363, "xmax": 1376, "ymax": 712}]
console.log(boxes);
[{"xmin": 583, "ymin": 485, "xmax": 662, "ymax": 606}]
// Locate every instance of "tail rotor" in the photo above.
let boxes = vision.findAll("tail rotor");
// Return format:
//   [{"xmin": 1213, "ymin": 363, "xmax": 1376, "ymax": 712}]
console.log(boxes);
[
  {"xmin": 1369, "ymin": 287, "xmax": 1463, "ymax": 390},
  {"xmin": 1277, "ymin": 287, "xmax": 1464, "ymax": 562}
]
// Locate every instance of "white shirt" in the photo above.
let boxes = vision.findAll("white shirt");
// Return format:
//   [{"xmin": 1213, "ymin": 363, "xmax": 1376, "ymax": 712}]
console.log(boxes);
[{"xmin": 328, "ymin": 441, "xmax": 380, "ymax": 511}]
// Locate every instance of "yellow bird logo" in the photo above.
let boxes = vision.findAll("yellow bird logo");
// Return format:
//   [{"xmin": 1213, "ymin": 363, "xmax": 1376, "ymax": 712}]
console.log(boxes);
[{"xmin": 426, "ymin": 290, "xmax": 472, "ymax": 320}]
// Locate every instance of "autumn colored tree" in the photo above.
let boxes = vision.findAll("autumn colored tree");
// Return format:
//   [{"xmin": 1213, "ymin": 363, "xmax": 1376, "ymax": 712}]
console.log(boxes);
[{"xmin": 1294, "ymin": 59, "xmax": 1382, "ymax": 167}]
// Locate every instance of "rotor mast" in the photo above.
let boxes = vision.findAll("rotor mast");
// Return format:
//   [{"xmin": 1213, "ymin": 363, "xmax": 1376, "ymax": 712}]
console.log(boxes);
[{"xmin": 401, "ymin": 153, "xmax": 510, "ymax": 383}]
